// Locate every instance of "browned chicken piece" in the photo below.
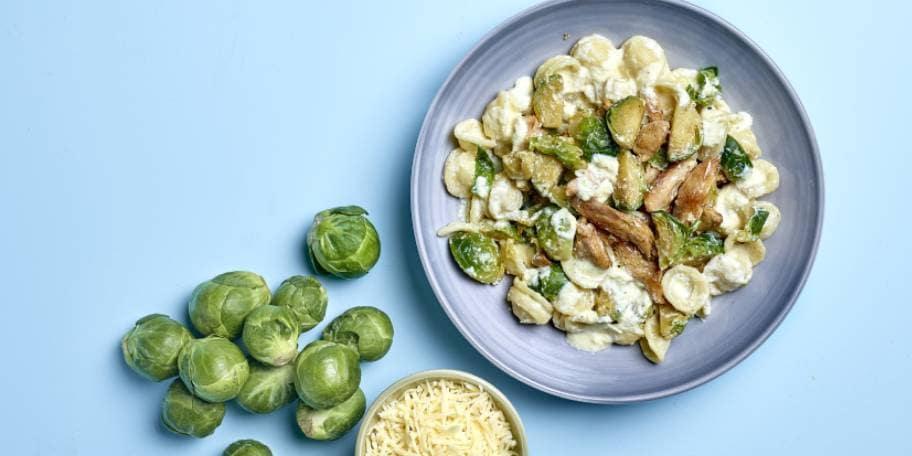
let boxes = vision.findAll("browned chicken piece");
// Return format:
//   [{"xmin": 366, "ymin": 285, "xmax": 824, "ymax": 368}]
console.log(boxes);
[
  {"xmin": 572, "ymin": 197, "xmax": 655, "ymax": 259},
  {"xmin": 698, "ymin": 206, "xmax": 723, "ymax": 232},
  {"xmin": 646, "ymin": 104, "xmax": 665, "ymax": 123},
  {"xmin": 531, "ymin": 251, "xmax": 551, "ymax": 267},
  {"xmin": 673, "ymin": 157, "xmax": 720, "ymax": 224},
  {"xmin": 574, "ymin": 219, "xmax": 613, "ymax": 268},
  {"xmin": 633, "ymin": 120, "xmax": 670, "ymax": 161},
  {"xmin": 643, "ymin": 158, "xmax": 698, "ymax": 213},
  {"xmin": 644, "ymin": 166, "xmax": 661, "ymax": 186},
  {"xmin": 606, "ymin": 236, "xmax": 667, "ymax": 305}
]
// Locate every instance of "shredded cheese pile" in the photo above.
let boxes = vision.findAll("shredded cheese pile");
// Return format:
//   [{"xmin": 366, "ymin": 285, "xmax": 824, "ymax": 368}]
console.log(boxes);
[{"xmin": 365, "ymin": 379, "xmax": 519, "ymax": 456}]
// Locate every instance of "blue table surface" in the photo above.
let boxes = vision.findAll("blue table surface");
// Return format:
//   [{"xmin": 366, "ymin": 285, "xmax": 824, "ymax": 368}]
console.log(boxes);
[{"xmin": 2, "ymin": 0, "xmax": 908, "ymax": 454}]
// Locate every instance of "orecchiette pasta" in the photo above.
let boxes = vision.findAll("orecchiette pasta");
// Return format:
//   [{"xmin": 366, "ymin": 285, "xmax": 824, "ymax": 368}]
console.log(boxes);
[
  {"xmin": 553, "ymin": 282, "xmax": 595, "ymax": 316},
  {"xmin": 454, "ymin": 118, "xmax": 496, "ymax": 151},
  {"xmin": 443, "ymin": 148, "xmax": 476, "ymax": 198},
  {"xmin": 508, "ymin": 279, "xmax": 553, "ymax": 325},
  {"xmin": 736, "ymin": 159, "xmax": 780, "ymax": 198},
  {"xmin": 561, "ymin": 257, "xmax": 611, "ymax": 289},
  {"xmin": 703, "ymin": 251, "xmax": 753, "ymax": 295},
  {"xmin": 724, "ymin": 235, "xmax": 767, "ymax": 265},
  {"xmin": 661, "ymin": 265, "xmax": 710, "ymax": 315},
  {"xmin": 715, "ymin": 184, "xmax": 752, "ymax": 234},
  {"xmin": 487, "ymin": 175, "xmax": 523, "ymax": 220},
  {"xmin": 639, "ymin": 313, "xmax": 670, "ymax": 364},
  {"xmin": 752, "ymin": 200, "xmax": 781, "ymax": 240}
]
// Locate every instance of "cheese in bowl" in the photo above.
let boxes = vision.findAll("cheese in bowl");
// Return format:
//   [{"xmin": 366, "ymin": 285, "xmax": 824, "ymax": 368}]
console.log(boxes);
[{"xmin": 355, "ymin": 370, "xmax": 526, "ymax": 456}]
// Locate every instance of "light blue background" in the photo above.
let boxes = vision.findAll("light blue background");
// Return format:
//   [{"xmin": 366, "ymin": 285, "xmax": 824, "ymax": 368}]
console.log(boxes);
[{"xmin": 1, "ymin": 0, "xmax": 908, "ymax": 454}]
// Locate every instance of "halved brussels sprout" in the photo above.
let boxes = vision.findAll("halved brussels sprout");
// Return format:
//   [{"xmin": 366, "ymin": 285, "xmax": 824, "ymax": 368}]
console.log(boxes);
[
  {"xmin": 242, "ymin": 305, "xmax": 299, "ymax": 367},
  {"xmin": 528, "ymin": 134, "xmax": 586, "ymax": 171},
  {"xmin": 528, "ymin": 263, "xmax": 569, "ymax": 302},
  {"xmin": 648, "ymin": 146, "xmax": 669, "ymax": 169},
  {"xmin": 657, "ymin": 304, "xmax": 689, "ymax": 339},
  {"xmin": 178, "ymin": 336, "xmax": 249, "ymax": 403},
  {"xmin": 571, "ymin": 114, "xmax": 619, "ymax": 159},
  {"xmin": 686, "ymin": 66, "xmax": 721, "ymax": 108},
  {"xmin": 322, "ymin": 306, "xmax": 394, "ymax": 361},
  {"xmin": 720, "ymin": 135, "xmax": 753, "ymax": 182},
  {"xmin": 606, "ymin": 96, "xmax": 646, "ymax": 149},
  {"xmin": 652, "ymin": 211, "xmax": 689, "ymax": 269},
  {"xmin": 224, "ymin": 439, "xmax": 272, "ymax": 456},
  {"xmin": 529, "ymin": 153, "xmax": 565, "ymax": 199},
  {"xmin": 612, "ymin": 150, "xmax": 645, "ymax": 210},
  {"xmin": 681, "ymin": 231, "xmax": 724, "ymax": 266},
  {"xmin": 532, "ymin": 74, "xmax": 564, "ymax": 128},
  {"xmin": 161, "ymin": 379, "xmax": 226, "ymax": 438},
  {"xmin": 188, "ymin": 271, "xmax": 271, "ymax": 339},
  {"xmin": 308, "ymin": 206, "xmax": 381, "ymax": 279},
  {"xmin": 501, "ymin": 240, "xmax": 535, "ymax": 278},
  {"xmin": 272, "ymin": 275, "xmax": 328, "ymax": 332},
  {"xmin": 534, "ymin": 206, "xmax": 576, "ymax": 261},
  {"xmin": 448, "ymin": 231, "xmax": 504, "ymax": 284},
  {"xmin": 122, "ymin": 314, "xmax": 192, "ymax": 382},
  {"xmin": 296, "ymin": 388, "xmax": 366, "ymax": 441},
  {"xmin": 236, "ymin": 362, "xmax": 296, "ymax": 414},
  {"xmin": 294, "ymin": 340, "xmax": 361, "ymax": 410},
  {"xmin": 667, "ymin": 102, "xmax": 702, "ymax": 161},
  {"xmin": 472, "ymin": 147, "xmax": 496, "ymax": 198}
]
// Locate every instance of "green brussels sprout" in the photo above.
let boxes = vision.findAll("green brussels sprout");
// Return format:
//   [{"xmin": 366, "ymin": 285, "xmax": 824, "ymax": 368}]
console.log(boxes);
[
  {"xmin": 242, "ymin": 305, "xmax": 299, "ymax": 367},
  {"xmin": 294, "ymin": 340, "xmax": 361, "ymax": 409},
  {"xmin": 667, "ymin": 102, "xmax": 703, "ymax": 162},
  {"xmin": 529, "ymin": 263, "xmax": 569, "ymax": 302},
  {"xmin": 161, "ymin": 379, "xmax": 225, "ymax": 438},
  {"xmin": 648, "ymin": 146, "xmax": 669, "ymax": 170},
  {"xmin": 322, "ymin": 306, "xmax": 394, "ymax": 361},
  {"xmin": 272, "ymin": 275, "xmax": 328, "ymax": 332},
  {"xmin": 735, "ymin": 207, "xmax": 770, "ymax": 242},
  {"xmin": 528, "ymin": 134, "xmax": 586, "ymax": 171},
  {"xmin": 307, "ymin": 206, "xmax": 381, "ymax": 279},
  {"xmin": 295, "ymin": 389, "xmax": 366, "ymax": 441},
  {"xmin": 448, "ymin": 231, "xmax": 504, "ymax": 284},
  {"xmin": 720, "ymin": 135, "xmax": 753, "ymax": 182},
  {"xmin": 613, "ymin": 149, "xmax": 646, "ymax": 211},
  {"xmin": 472, "ymin": 147, "xmax": 495, "ymax": 198},
  {"xmin": 236, "ymin": 362, "xmax": 296, "ymax": 414},
  {"xmin": 534, "ymin": 206, "xmax": 575, "ymax": 261},
  {"xmin": 532, "ymin": 74, "xmax": 564, "ymax": 129},
  {"xmin": 121, "ymin": 314, "xmax": 192, "ymax": 381},
  {"xmin": 188, "ymin": 271, "xmax": 271, "ymax": 339},
  {"xmin": 223, "ymin": 439, "xmax": 272, "ymax": 456},
  {"xmin": 571, "ymin": 114, "xmax": 618, "ymax": 160},
  {"xmin": 686, "ymin": 66, "xmax": 721, "ymax": 108},
  {"xmin": 178, "ymin": 337, "xmax": 249, "ymax": 403},
  {"xmin": 607, "ymin": 96, "xmax": 646, "ymax": 149},
  {"xmin": 681, "ymin": 231, "xmax": 724, "ymax": 265},
  {"xmin": 657, "ymin": 304, "xmax": 688, "ymax": 339},
  {"xmin": 652, "ymin": 211, "xmax": 689, "ymax": 269}
]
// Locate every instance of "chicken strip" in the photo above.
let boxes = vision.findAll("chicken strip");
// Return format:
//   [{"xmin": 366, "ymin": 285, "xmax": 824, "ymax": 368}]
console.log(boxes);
[
  {"xmin": 634, "ymin": 120, "xmax": 670, "ymax": 161},
  {"xmin": 572, "ymin": 197, "xmax": 655, "ymax": 258},
  {"xmin": 574, "ymin": 219, "xmax": 613, "ymax": 268},
  {"xmin": 673, "ymin": 157, "xmax": 720, "ymax": 224},
  {"xmin": 606, "ymin": 236, "xmax": 666, "ymax": 305},
  {"xmin": 644, "ymin": 158, "xmax": 698, "ymax": 212}
]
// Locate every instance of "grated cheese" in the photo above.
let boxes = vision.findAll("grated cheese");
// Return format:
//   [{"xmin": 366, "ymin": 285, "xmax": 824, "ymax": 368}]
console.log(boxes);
[{"xmin": 365, "ymin": 379, "xmax": 519, "ymax": 456}]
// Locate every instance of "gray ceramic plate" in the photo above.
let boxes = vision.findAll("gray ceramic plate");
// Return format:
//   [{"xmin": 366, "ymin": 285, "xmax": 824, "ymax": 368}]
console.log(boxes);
[{"xmin": 411, "ymin": 0, "xmax": 823, "ymax": 403}]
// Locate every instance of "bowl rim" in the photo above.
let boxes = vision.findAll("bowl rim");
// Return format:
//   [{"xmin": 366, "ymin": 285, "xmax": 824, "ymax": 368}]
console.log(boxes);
[
  {"xmin": 410, "ymin": 0, "xmax": 824, "ymax": 403},
  {"xmin": 354, "ymin": 369, "xmax": 529, "ymax": 455}
]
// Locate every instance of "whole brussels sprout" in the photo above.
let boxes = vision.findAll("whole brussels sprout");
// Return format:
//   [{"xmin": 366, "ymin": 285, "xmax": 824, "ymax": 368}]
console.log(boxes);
[
  {"xmin": 121, "ymin": 314, "xmax": 192, "ymax": 381},
  {"xmin": 224, "ymin": 439, "xmax": 272, "ymax": 456},
  {"xmin": 296, "ymin": 388, "xmax": 366, "ymax": 441},
  {"xmin": 294, "ymin": 340, "xmax": 361, "ymax": 409},
  {"xmin": 242, "ymin": 305, "xmax": 299, "ymax": 367},
  {"xmin": 236, "ymin": 362, "xmax": 297, "ymax": 414},
  {"xmin": 307, "ymin": 206, "xmax": 381, "ymax": 279},
  {"xmin": 272, "ymin": 275, "xmax": 328, "ymax": 332},
  {"xmin": 161, "ymin": 379, "xmax": 225, "ymax": 438},
  {"xmin": 178, "ymin": 337, "xmax": 249, "ymax": 403},
  {"xmin": 322, "ymin": 306, "xmax": 393, "ymax": 361},
  {"xmin": 188, "ymin": 271, "xmax": 271, "ymax": 339}
]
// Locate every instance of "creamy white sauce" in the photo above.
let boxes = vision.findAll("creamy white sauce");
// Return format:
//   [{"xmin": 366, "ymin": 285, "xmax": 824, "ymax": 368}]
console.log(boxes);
[{"xmin": 573, "ymin": 154, "xmax": 619, "ymax": 203}]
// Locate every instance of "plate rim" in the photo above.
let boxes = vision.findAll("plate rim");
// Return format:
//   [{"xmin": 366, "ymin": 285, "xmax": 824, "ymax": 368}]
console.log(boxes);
[{"xmin": 410, "ymin": 0, "xmax": 824, "ymax": 403}]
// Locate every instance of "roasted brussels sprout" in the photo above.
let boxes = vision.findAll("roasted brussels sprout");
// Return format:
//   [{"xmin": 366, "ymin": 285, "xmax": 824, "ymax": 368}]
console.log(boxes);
[
  {"xmin": 322, "ymin": 306, "xmax": 394, "ymax": 361},
  {"xmin": 667, "ymin": 102, "xmax": 702, "ymax": 161},
  {"xmin": 534, "ymin": 206, "xmax": 576, "ymax": 261},
  {"xmin": 121, "ymin": 314, "xmax": 192, "ymax": 382},
  {"xmin": 571, "ymin": 114, "xmax": 618, "ymax": 160},
  {"xmin": 224, "ymin": 439, "xmax": 272, "ymax": 456},
  {"xmin": 613, "ymin": 150, "xmax": 646, "ymax": 211},
  {"xmin": 532, "ymin": 74, "xmax": 564, "ymax": 129},
  {"xmin": 652, "ymin": 211, "xmax": 689, "ymax": 269},
  {"xmin": 607, "ymin": 96, "xmax": 645, "ymax": 149},
  {"xmin": 188, "ymin": 271, "xmax": 271, "ymax": 339},
  {"xmin": 161, "ymin": 379, "xmax": 225, "ymax": 438},
  {"xmin": 307, "ymin": 206, "xmax": 381, "ymax": 279},
  {"xmin": 178, "ymin": 337, "xmax": 249, "ymax": 403},
  {"xmin": 473, "ymin": 147, "xmax": 496, "ymax": 198},
  {"xmin": 528, "ymin": 263, "xmax": 569, "ymax": 302},
  {"xmin": 294, "ymin": 340, "xmax": 361, "ymax": 409},
  {"xmin": 681, "ymin": 231, "xmax": 724, "ymax": 265},
  {"xmin": 272, "ymin": 275, "xmax": 328, "ymax": 332},
  {"xmin": 448, "ymin": 231, "xmax": 504, "ymax": 284},
  {"xmin": 720, "ymin": 135, "xmax": 753, "ymax": 182},
  {"xmin": 296, "ymin": 388, "xmax": 366, "ymax": 441},
  {"xmin": 686, "ymin": 66, "xmax": 721, "ymax": 108},
  {"xmin": 528, "ymin": 134, "xmax": 586, "ymax": 171},
  {"xmin": 657, "ymin": 304, "xmax": 688, "ymax": 339},
  {"xmin": 242, "ymin": 305, "xmax": 299, "ymax": 367},
  {"xmin": 236, "ymin": 362, "xmax": 296, "ymax": 414}
]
